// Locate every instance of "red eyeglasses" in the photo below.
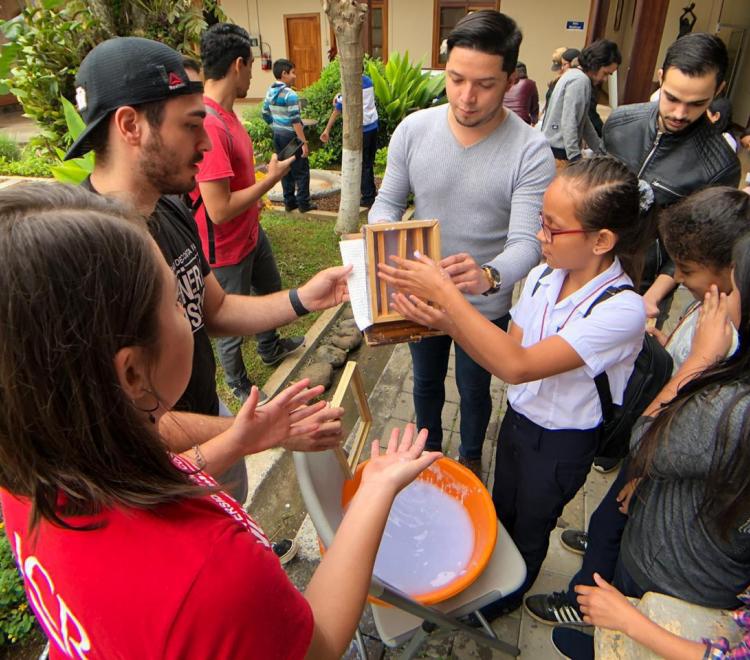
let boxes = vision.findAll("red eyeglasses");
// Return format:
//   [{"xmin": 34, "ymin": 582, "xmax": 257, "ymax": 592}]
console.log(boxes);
[{"xmin": 539, "ymin": 211, "xmax": 593, "ymax": 243}]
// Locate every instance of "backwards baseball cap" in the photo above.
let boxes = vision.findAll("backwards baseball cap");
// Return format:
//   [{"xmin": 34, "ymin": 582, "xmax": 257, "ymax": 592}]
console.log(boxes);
[
  {"xmin": 64, "ymin": 37, "xmax": 204, "ymax": 161},
  {"xmin": 551, "ymin": 47, "xmax": 566, "ymax": 71}
]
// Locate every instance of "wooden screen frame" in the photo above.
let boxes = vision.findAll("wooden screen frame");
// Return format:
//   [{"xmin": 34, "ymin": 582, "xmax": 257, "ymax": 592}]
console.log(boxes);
[
  {"xmin": 364, "ymin": 220, "xmax": 441, "ymax": 324},
  {"xmin": 331, "ymin": 361, "xmax": 372, "ymax": 479}
]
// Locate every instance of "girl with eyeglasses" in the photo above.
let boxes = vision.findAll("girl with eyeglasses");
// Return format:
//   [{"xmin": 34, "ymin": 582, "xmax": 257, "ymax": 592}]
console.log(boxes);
[{"xmin": 378, "ymin": 155, "xmax": 648, "ymax": 618}]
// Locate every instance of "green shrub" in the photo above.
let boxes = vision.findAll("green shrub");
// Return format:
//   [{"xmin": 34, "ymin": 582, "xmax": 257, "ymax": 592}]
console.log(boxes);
[
  {"xmin": 308, "ymin": 147, "xmax": 338, "ymax": 170},
  {"xmin": 366, "ymin": 52, "xmax": 445, "ymax": 141},
  {"xmin": 300, "ymin": 58, "xmax": 343, "ymax": 161},
  {"xmin": 0, "ymin": 135, "xmax": 20, "ymax": 162},
  {"xmin": 50, "ymin": 97, "xmax": 94, "ymax": 185},
  {"xmin": 242, "ymin": 105, "xmax": 274, "ymax": 163},
  {"xmin": 0, "ymin": 526, "xmax": 35, "ymax": 646},
  {"xmin": 374, "ymin": 146, "xmax": 388, "ymax": 176},
  {"xmin": 0, "ymin": 1, "xmax": 226, "ymax": 158},
  {"xmin": 0, "ymin": 1, "xmax": 106, "ymax": 155},
  {"xmin": 0, "ymin": 144, "xmax": 53, "ymax": 178}
]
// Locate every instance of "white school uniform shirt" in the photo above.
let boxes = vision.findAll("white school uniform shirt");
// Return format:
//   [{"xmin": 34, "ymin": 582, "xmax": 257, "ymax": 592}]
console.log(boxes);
[{"xmin": 507, "ymin": 259, "xmax": 646, "ymax": 430}]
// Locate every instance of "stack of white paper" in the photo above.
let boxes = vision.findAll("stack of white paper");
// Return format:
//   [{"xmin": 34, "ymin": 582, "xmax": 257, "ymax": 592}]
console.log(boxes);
[{"xmin": 339, "ymin": 238, "xmax": 372, "ymax": 331}]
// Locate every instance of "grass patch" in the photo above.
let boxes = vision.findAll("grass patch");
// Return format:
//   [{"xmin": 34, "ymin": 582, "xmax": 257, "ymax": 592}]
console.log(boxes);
[{"xmin": 214, "ymin": 210, "xmax": 342, "ymax": 412}]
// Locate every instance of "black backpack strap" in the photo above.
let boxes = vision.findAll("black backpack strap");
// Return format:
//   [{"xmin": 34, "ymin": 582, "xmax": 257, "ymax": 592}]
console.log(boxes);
[
  {"xmin": 187, "ymin": 106, "xmax": 231, "ymax": 266},
  {"xmin": 584, "ymin": 284, "xmax": 637, "ymax": 424},
  {"xmin": 531, "ymin": 265, "xmax": 554, "ymax": 296}
]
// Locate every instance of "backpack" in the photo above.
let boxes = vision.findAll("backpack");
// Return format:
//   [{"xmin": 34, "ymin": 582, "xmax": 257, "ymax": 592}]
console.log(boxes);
[
  {"xmin": 532, "ymin": 266, "xmax": 673, "ymax": 459},
  {"xmin": 183, "ymin": 105, "xmax": 234, "ymax": 266}
]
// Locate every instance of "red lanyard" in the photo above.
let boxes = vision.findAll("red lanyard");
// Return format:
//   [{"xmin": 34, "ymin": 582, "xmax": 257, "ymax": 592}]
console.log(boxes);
[
  {"xmin": 538, "ymin": 273, "xmax": 624, "ymax": 342},
  {"xmin": 172, "ymin": 454, "xmax": 271, "ymax": 547}
]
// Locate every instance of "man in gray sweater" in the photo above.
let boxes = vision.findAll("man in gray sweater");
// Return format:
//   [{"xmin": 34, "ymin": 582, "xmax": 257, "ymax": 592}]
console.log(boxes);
[
  {"xmin": 542, "ymin": 39, "xmax": 621, "ymax": 162},
  {"xmin": 368, "ymin": 10, "xmax": 555, "ymax": 475}
]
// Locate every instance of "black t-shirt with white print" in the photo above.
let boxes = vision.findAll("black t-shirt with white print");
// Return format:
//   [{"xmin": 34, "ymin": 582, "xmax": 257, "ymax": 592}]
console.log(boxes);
[
  {"xmin": 82, "ymin": 180, "xmax": 219, "ymax": 416},
  {"xmin": 150, "ymin": 195, "xmax": 219, "ymax": 416}
]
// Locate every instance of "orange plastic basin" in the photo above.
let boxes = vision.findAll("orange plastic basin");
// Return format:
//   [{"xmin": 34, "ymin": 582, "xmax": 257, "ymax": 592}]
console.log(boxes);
[{"xmin": 341, "ymin": 457, "xmax": 497, "ymax": 606}]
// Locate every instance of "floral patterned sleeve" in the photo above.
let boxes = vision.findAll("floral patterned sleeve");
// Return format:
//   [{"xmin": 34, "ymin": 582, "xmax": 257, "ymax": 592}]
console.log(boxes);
[{"xmin": 702, "ymin": 589, "xmax": 750, "ymax": 659}]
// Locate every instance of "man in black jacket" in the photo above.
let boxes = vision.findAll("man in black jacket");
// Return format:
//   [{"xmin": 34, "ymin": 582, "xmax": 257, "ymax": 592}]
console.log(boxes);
[{"xmin": 603, "ymin": 33, "xmax": 740, "ymax": 323}]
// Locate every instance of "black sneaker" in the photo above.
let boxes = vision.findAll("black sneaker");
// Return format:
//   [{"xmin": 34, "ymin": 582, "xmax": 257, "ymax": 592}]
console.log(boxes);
[
  {"xmin": 259, "ymin": 336, "xmax": 305, "ymax": 366},
  {"xmin": 560, "ymin": 529, "xmax": 588, "ymax": 555},
  {"xmin": 230, "ymin": 377, "xmax": 269, "ymax": 405},
  {"xmin": 272, "ymin": 538, "xmax": 298, "ymax": 565},
  {"xmin": 551, "ymin": 628, "xmax": 594, "ymax": 660},
  {"xmin": 299, "ymin": 203, "xmax": 319, "ymax": 213},
  {"xmin": 284, "ymin": 202, "xmax": 298, "ymax": 212},
  {"xmin": 524, "ymin": 592, "xmax": 586, "ymax": 626},
  {"xmin": 592, "ymin": 456, "xmax": 621, "ymax": 473}
]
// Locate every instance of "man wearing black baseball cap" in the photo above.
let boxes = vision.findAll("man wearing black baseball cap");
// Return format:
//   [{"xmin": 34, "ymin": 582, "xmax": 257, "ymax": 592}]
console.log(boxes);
[{"xmin": 73, "ymin": 37, "xmax": 348, "ymax": 501}]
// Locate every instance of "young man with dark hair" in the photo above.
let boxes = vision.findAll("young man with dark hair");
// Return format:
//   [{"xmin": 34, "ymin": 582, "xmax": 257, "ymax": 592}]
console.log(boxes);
[
  {"xmin": 262, "ymin": 58, "xmax": 316, "ymax": 212},
  {"xmin": 66, "ymin": 36, "xmax": 349, "ymax": 508},
  {"xmin": 190, "ymin": 23, "xmax": 303, "ymax": 403},
  {"xmin": 603, "ymin": 32, "xmax": 739, "ymax": 326},
  {"xmin": 541, "ymin": 39, "xmax": 621, "ymax": 163},
  {"xmin": 524, "ymin": 34, "xmax": 741, "ymax": 630},
  {"xmin": 369, "ymin": 10, "xmax": 554, "ymax": 478}
]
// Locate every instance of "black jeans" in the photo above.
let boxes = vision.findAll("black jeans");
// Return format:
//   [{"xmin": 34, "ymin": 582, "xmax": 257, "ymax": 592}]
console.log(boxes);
[
  {"xmin": 493, "ymin": 406, "xmax": 600, "ymax": 604},
  {"xmin": 274, "ymin": 130, "xmax": 311, "ymax": 209},
  {"xmin": 361, "ymin": 128, "xmax": 378, "ymax": 206},
  {"xmin": 565, "ymin": 460, "xmax": 630, "ymax": 610},
  {"xmin": 408, "ymin": 314, "xmax": 509, "ymax": 460}
]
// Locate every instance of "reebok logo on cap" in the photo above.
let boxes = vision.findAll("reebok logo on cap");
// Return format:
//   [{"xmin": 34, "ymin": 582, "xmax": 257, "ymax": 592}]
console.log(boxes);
[{"xmin": 168, "ymin": 72, "xmax": 186, "ymax": 90}]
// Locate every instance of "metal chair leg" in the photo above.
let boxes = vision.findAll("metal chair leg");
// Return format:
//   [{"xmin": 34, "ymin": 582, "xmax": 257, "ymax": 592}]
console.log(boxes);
[{"xmin": 354, "ymin": 628, "xmax": 369, "ymax": 660}]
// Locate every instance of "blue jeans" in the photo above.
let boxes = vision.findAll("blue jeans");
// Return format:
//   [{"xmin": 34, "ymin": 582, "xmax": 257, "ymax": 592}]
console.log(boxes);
[
  {"xmin": 408, "ymin": 314, "xmax": 509, "ymax": 460},
  {"xmin": 273, "ymin": 131, "xmax": 311, "ymax": 209}
]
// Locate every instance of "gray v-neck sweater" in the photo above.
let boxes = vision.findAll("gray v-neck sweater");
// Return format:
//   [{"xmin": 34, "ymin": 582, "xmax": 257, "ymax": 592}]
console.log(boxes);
[{"xmin": 369, "ymin": 105, "xmax": 555, "ymax": 319}]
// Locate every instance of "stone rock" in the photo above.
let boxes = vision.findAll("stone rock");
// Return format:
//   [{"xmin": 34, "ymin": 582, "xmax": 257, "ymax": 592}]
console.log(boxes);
[
  {"xmin": 297, "ymin": 362, "xmax": 333, "ymax": 390},
  {"xmin": 330, "ymin": 329, "xmax": 362, "ymax": 351},
  {"xmin": 336, "ymin": 318, "xmax": 359, "ymax": 333},
  {"xmin": 340, "ymin": 305, "xmax": 354, "ymax": 320},
  {"xmin": 314, "ymin": 344, "xmax": 347, "ymax": 368}
]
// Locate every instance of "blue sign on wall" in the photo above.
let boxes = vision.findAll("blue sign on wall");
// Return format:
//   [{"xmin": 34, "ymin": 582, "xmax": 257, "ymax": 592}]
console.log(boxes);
[{"xmin": 566, "ymin": 20, "xmax": 585, "ymax": 30}]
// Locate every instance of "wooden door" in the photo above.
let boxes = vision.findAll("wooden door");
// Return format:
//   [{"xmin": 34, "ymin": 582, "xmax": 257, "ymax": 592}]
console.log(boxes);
[{"xmin": 285, "ymin": 14, "xmax": 322, "ymax": 91}]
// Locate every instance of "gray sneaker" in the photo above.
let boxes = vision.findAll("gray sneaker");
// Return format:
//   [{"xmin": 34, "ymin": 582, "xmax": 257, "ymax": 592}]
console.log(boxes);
[{"xmin": 260, "ymin": 336, "xmax": 305, "ymax": 366}]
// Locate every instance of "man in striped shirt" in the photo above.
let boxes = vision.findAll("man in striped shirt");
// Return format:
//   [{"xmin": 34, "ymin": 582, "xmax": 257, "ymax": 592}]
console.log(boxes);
[
  {"xmin": 262, "ymin": 59, "xmax": 316, "ymax": 213},
  {"xmin": 320, "ymin": 74, "xmax": 380, "ymax": 208}
]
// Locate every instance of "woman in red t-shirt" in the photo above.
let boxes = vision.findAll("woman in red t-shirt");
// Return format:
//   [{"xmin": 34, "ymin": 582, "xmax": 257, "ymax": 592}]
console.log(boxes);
[{"xmin": 0, "ymin": 183, "xmax": 440, "ymax": 659}]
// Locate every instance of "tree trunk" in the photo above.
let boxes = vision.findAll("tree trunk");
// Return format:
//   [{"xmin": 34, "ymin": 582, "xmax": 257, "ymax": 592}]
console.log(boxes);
[{"xmin": 324, "ymin": 0, "xmax": 367, "ymax": 235}]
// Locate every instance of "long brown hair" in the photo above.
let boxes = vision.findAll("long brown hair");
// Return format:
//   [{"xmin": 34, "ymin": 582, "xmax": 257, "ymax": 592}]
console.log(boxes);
[
  {"xmin": 0, "ymin": 183, "xmax": 202, "ymax": 530},
  {"xmin": 558, "ymin": 156, "xmax": 648, "ymax": 286}
]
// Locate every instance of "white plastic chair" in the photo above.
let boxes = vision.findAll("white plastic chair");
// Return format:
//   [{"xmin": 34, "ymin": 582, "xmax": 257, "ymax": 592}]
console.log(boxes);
[{"xmin": 293, "ymin": 448, "xmax": 527, "ymax": 658}]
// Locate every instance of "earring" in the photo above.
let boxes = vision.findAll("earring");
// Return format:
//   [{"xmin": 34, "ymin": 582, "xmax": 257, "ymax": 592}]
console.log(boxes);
[{"xmin": 133, "ymin": 389, "xmax": 160, "ymax": 424}]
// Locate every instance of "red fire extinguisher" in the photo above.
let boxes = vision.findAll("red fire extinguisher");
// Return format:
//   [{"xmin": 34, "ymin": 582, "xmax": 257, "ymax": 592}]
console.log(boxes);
[{"xmin": 261, "ymin": 43, "xmax": 272, "ymax": 71}]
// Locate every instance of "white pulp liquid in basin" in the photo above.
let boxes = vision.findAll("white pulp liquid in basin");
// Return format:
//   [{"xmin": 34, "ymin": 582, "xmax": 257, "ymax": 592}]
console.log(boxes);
[{"xmin": 373, "ymin": 480, "xmax": 474, "ymax": 595}]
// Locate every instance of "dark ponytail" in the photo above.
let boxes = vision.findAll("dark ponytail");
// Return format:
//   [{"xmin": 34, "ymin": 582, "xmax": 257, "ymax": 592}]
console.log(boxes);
[{"xmin": 558, "ymin": 155, "xmax": 647, "ymax": 286}]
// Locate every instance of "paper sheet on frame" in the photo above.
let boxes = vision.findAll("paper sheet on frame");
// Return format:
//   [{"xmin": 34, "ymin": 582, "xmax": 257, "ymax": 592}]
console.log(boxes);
[{"xmin": 339, "ymin": 238, "xmax": 372, "ymax": 331}]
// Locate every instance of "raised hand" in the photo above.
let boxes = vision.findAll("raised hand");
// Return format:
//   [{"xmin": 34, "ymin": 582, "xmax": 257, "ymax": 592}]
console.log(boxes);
[
  {"xmin": 228, "ymin": 379, "xmax": 328, "ymax": 455},
  {"xmin": 283, "ymin": 402, "xmax": 345, "ymax": 452},
  {"xmin": 362, "ymin": 424, "xmax": 442, "ymax": 494},
  {"xmin": 690, "ymin": 284, "xmax": 733, "ymax": 365}
]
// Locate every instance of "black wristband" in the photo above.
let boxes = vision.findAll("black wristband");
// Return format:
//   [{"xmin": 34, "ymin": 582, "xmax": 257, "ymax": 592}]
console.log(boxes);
[{"xmin": 289, "ymin": 288, "xmax": 310, "ymax": 317}]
